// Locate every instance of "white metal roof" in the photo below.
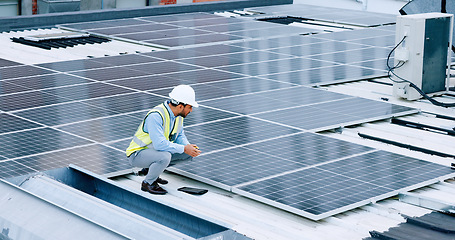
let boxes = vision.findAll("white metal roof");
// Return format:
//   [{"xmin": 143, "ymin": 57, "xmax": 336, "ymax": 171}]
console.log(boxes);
[
  {"xmin": 1, "ymin": 1, "xmax": 455, "ymax": 239},
  {"xmin": 0, "ymin": 28, "xmax": 158, "ymax": 65}
]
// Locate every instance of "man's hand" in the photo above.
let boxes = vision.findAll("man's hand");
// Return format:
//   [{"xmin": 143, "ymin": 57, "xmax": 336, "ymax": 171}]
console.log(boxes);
[{"xmin": 184, "ymin": 144, "xmax": 201, "ymax": 157}]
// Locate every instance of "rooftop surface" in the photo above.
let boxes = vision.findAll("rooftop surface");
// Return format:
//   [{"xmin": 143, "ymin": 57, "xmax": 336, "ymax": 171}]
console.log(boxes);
[{"xmin": 1, "ymin": 0, "xmax": 455, "ymax": 239}]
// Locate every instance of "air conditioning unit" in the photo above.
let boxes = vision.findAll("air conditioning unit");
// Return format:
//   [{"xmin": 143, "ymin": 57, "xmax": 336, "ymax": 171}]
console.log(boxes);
[{"xmin": 393, "ymin": 13, "xmax": 453, "ymax": 100}]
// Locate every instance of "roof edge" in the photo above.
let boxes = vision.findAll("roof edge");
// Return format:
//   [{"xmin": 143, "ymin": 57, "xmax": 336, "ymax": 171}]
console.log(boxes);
[{"xmin": 0, "ymin": 0, "xmax": 293, "ymax": 32}]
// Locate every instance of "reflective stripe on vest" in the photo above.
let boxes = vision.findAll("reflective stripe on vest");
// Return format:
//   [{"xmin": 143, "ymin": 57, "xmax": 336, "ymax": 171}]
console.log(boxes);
[{"xmin": 125, "ymin": 103, "xmax": 183, "ymax": 157}]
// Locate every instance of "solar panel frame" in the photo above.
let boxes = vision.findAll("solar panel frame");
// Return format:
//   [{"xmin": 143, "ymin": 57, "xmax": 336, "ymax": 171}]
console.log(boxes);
[
  {"xmin": 233, "ymin": 150, "xmax": 455, "ymax": 220},
  {"xmin": 0, "ymin": 113, "xmax": 43, "ymax": 134}
]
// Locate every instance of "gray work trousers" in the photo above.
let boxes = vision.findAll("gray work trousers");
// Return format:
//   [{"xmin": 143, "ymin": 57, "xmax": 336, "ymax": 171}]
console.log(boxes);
[{"xmin": 128, "ymin": 146, "xmax": 192, "ymax": 184}]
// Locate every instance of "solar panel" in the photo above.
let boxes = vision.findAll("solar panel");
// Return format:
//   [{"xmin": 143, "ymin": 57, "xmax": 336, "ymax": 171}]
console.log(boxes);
[
  {"xmin": 139, "ymin": 12, "xmax": 222, "ymax": 23},
  {"xmin": 247, "ymin": 4, "xmax": 396, "ymax": 27},
  {"xmin": 170, "ymin": 133, "xmax": 358, "ymax": 188},
  {"xmin": 0, "ymin": 113, "xmax": 42, "ymax": 133},
  {"xmin": 228, "ymin": 26, "xmax": 319, "ymax": 38},
  {"xmin": 153, "ymin": 77, "xmax": 295, "ymax": 101},
  {"xmin": 107, "ymin": 75, "xmax": 185, "ymax": 91},
  {"xmin": 127, "ymin": 61, "xmax": 202, "ymax": 75},
  {"xmin": 15, "ymin": 144, "xmax": 130, "ymax": 176},
  {"xmin": 0, "ymin": 58, "xmax": 22, "ymax": 67},
  {"xmin": 0, "ymin": 90, "xmax": 69, "ymax": 111},
  {"xmin": 5, "ymin": 74, "xmax": 94, "ymax": 91},
  {"xmin": 0, "ymin": 81, "xmax": 30, "ymax": 94},
  {"xmin": 14, "ymin": 102, "xmax": 119, "ymax": 126},
  {"xmin": 4, "ymin": 5, "xmax": 447, "ymax": 223},
  {"xmin": 56, "ymin": 113, "xmax": 141, "ymax": 143},
  {"xmin": 142, "ymin": 44, "xmax": 249, "ymax": 60},
  {"xmin": 0, "ymin": 160, "xmax": 37, "ymax": 179},
  {"xmin": 37, "ymin": 59, "xmax": 111, "ymax": 72},
  {"xmin": 196, "ymin": 21, "xmax": 278, "ymax": 33},
  {"xmin": 253, "ymin": 97, "xmax": 417, "ymax": 131},
  {"xmin": 0, "ymin": 128, "xmax": 92, "ymax": 159},
  {"xmin": 235, "ymin": 150, "xmax": 455, "ymax": 220},
  {"xmin": 307, "ymin": 47, "xmax": 392, "ymax": 65},
  {"xmin": 215, "ymin": 58, "xmax": 337, "ymax": 76},
  {"xmin": 71, "ymin": 66, "xmax": 150, "ymax": 81},
  {"xmin": 91, "ymin": 54, "xmax": 163, "ymax": 66},
  {"xmin": 144, "ymin": 33, "xmax": 244, "ymax": 47},
  {"xmin": 157, "ymin": 69, "xmax": 246, "ymax": 83},
  {"xmin": 202, "ymin": 86, "xmax": 350, "ymax": 115},
  {"xmin": 42, "ymin": 82, "xmax": 134, "ymax": 101},
  {"xmin": 259, "ymin": 64, "xmax": 386, "ymax": 86},
  {"xmin": 82, "ymin": 92, "xmax": 165, "ymax": 114},
  {"xmin": 346, "ymin": 35, "xmax": 396, "ymax": 48},
  {"xmin": 0, "ymin": 65, "xmax": 55, "ymax": 80},
  {"xmin": 184, "ymin": 116, "xmax": 301, "ymax": 147}
]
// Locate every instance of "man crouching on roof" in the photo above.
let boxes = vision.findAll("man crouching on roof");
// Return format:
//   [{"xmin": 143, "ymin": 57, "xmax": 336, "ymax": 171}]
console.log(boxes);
[{"xmin": 126, "ymin": 84, "xmax": 201, "ymax": 195}]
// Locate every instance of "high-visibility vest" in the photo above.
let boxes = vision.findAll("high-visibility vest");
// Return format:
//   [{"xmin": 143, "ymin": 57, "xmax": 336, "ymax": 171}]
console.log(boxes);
[{"xmin": 126, "ymin": 103, "xmax": 183, "ymax": 157}]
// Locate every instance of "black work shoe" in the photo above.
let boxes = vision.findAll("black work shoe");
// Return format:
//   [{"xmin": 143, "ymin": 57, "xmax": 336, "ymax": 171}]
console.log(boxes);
[
  {"xmin": 138, "ymin": 168, "xmax": 149, "ymax": 175},
  {"xmin": 157, "ymin": 177, "xmax": 168, "ymax": 185},
  {"xmin": 141, "ymin": 181, "xmax": 167, "ymax": 195}
]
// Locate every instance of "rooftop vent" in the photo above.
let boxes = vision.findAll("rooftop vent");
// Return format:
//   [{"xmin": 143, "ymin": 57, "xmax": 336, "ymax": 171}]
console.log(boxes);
[{"xmin": 11, "ymin": 32, "xmax": 110, "ymax": 50}]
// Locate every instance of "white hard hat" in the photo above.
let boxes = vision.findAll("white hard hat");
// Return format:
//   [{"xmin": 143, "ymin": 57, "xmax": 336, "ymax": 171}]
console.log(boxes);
[{"xmin": 169, "ymin": 84, "xmax": 199, "ymax": 107}]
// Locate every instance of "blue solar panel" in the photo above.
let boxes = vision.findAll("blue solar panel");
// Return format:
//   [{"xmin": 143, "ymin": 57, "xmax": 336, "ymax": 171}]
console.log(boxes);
[{"xmin": 3, "ymin": 7, "xmax": 448, "ymax": 223}]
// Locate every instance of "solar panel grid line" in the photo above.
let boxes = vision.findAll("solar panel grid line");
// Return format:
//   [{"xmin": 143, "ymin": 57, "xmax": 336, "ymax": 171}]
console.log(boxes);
[
  {"xmin": 304, "ymin": 47, "xmax": 393, "ymax": 65},
  {"xmin": 195, "ymin": 130, "xmax": 306, "ymax": 156},
  {"xmin": 0, "ymin": 79, "xmax": 105, "ymax": 98},
  {"xmin": 213, "ymin": 57, "xmax": 339, "ymax": 77},
  {"xmin": 138, "ymin": 12, "xmax": 223, "ymax": 23},
  {"xmin": 0, "ymin": 124, "xmax": 48, "ymax": 137},
  {"xmin": 227, "ymin": 36, "xmax": 333, "ymax": 51},
  {"xmin": 13, "ymin": 144, "xmax": 130, "ymax": 176},
  {"xmin": 61, "ymin": 17, "xmax": 157, "ymax": 30},
  {"xmin": 12, "ymin": 101, "xmax": 121, "ymax": 127},
  {"xmin": 231, "ymin": 150, "xmax": 455, "ymax": 220},
  {"xmin": 0, "ymin": 159, "xmax": 38, "ymax": 179},
  {"xmin": 311, "ymin": 173, "xmax": 455, "ymax": 220},
  {"xmin": 79, "ymin": 19, "xmax": 167, "ymax": 31},
  {"xmin": 160, "ymin": 16, "xmax": 245, "ymax": 28},
  {"xmin": 244, "ymin": 114, "xmax": 317, "ymax": 132},
  {"xmin": 178, "ymin": 51, "xmax": 298, "ymax": 68},
  {"xmin": 197, "ymin": 85, "xmax": 301, "ymax": 103},
  {"xmin": 256, "ymin": 64, "xmax": 387, "ymax": 87},
  {"xmin": 114, "ymin": 28, "xmax": 215, "ymax": 41},
  {"xmin": 92, "ymin": 23, "xmax": 181, "ymax": 36},
  {"xmin": 200, "ymin": 86, "xmax": 354, "ymax": 113},
  {"xmin": 233, "ymin": 170, "xmax": 454, "ymax": 221},
  {"xmin": 167, "ymin": 166, "xmax": 234, "ymax": 191},
  {"xmin": 305, "ymin": 111, "xmax": 419, "ymax": 133},
  {"xmin": 55, "ymin": 112, "xmax": 145, "ymax": 143},
  {"xmin": 0, "ymin": 112, "xmax": 47, "ymax": 133},
  {"xmin": 39, "ymin": 82, "xmax": 135, "ymax": 102},
  {"xmin": 148, "ymin": 77, "xmax": 297, "ymax": 101},
  {"xmin": 232, "ymin": 148, "xmax": 380, "ymax": 188},
  {"xmin": 146, "ymin": 34, "xmax": 248, "ymax": 49},
  {"xmin": 0, "ymin": 127, "xmax": 95, "ymax": 160},
  {"xmin": 11, "ymin": 100, "xmax": 136, "ymax": 151},
  {"xmin": 7, "ymin": 90, "xmax": 139, "ymax": 114},
  {"xmin": 346, "ymin": 60, "xmax": 392, "ymax": 72},
  {"xmin": 0, "ymin": 90, "xmax": 72, "ymax": 112},
  {"xmin": 0, "ymin": 70, "xmax": 58, "ymax": 83},
  {"xmin": 182, "ymin": 116, "xmax": 302, "ymax": 152},
  {"xmin": 48, "ymin": 107, "xmax": 145, "ymax": 128},
  {"xmin": 195, "ymin": 21, "xmax": 281, "ymax": 33},
  {"xmin": 88, "ymin": 53, "xmax": 165, "ymax": 67},
  {"xmin": 141, "ymin": 44, "xmax": 252, "ymax": 60},
  {"xmin": 1, "ymin": 142, "xmax": 100, "ymax": 162},
  {"xmin": 253, "ymin": 101, "xmax": 418, "ymax": 132},
  {"xmin": 262, "ymin": 43, "xmax": 375, "ymax": 59}
]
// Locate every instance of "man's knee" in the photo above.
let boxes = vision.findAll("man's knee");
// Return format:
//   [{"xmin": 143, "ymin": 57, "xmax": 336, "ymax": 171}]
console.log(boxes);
[{"xmin": 157, "ymin": 152, "xmax": 172, "ymax": 165}]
